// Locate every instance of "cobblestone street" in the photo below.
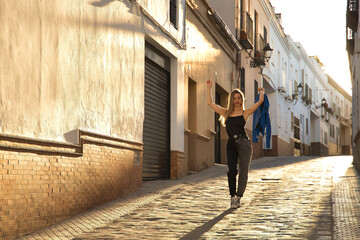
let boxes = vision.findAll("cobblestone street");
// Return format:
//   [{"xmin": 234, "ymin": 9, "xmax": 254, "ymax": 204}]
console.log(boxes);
[{"xmin": 19, "ymin": 156, "xmax": 360, "ymax": 240}]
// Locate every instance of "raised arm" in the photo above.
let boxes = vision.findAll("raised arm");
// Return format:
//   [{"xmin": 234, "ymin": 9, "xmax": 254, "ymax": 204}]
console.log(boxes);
[
  {"xmin": 243, "ymin": 88, "xmax": 265, "ymax": 121},
  {"xmin": 206, "ymin": 80, "xmax": 227, "ymax": 116}
]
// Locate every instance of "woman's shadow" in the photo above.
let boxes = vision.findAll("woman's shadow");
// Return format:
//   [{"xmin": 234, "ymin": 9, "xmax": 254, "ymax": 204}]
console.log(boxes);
[{"xmin": 179, "ymin": 208, "xmax": 237, "ymax": 240}]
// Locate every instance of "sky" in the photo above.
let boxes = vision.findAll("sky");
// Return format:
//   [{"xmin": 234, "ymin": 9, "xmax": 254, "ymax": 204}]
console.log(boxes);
[{"xmin": 269, "ymin": 0, "xmax": 352, "ymax": 95}]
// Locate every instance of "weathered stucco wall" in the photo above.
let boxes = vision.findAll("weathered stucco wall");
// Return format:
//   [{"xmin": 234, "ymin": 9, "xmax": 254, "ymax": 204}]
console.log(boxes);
[
  {"xmin": 184, "ymin": 2, "xmax": 237, "ymax": 170},
  {"xmin": 0, "ymin": 0, "xmax": 145, "ymax": 143}
]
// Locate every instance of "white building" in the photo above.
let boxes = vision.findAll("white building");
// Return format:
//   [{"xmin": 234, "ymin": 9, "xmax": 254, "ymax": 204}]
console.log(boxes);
[{"xmin": 263, "ymin": 0, "xmax": 351, "ymax": 157}]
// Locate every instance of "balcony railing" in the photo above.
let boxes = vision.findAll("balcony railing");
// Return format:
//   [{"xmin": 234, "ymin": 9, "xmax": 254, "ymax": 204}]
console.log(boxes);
[
  {"xmin": 347, "ymin": 0, "xmax": 359, "ymax": 30},
  {"xmin": 253, "ymin": 34, "xmax": 266, "ymax": 66},
  {"xmin": 239, "ymin": 11, "xmax": 254, "ymax": 50}
]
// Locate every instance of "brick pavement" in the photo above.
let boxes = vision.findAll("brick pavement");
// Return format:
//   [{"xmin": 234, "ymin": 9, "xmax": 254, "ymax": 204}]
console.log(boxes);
[
  {"xmin": 17, "ymin": 156, "xmax": 360, "ymax": 240},
  {"xmin": 333, "ymin": 158, "xmax": 360, "ymax": 239}
]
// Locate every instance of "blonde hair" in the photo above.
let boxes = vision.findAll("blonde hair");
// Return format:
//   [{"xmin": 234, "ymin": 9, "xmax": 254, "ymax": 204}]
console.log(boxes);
[{"xmin": 219, "ymin": 89, "xmax": 245, "ymax": 127}]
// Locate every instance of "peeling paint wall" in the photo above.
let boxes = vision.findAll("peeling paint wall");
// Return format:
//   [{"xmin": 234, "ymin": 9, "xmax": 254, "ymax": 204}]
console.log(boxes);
[{"xmin": 0, "ymin": 0, "xmax": 181, "ymax": 144}]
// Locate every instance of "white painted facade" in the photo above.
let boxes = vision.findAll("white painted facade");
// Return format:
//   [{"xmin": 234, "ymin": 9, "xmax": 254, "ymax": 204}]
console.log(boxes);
[{"xmin": 264, "ymin": 0, "xmax": 351, "ymax": 156}]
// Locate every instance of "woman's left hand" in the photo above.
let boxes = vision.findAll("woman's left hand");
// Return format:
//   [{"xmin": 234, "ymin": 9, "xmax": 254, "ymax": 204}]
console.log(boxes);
[{"xmin": 258, "ymin": 87, "xmax": 265, "ymax": 93}]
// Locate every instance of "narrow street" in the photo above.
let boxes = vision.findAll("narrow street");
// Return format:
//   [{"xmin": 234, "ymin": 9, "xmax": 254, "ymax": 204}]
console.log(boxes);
[{"xmin": 20, "ymin": 156, "xmax": 360, "ymax": 240}]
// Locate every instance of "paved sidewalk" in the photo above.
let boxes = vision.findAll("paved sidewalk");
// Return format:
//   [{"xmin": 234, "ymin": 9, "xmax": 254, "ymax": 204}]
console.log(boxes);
[
  {"xmin": 333, "ymin": 158, "xmax": 360, "ymax": 239},
  {"xmin": 18, "ymin": 156, "xmax": 360, "ymax": 240}
]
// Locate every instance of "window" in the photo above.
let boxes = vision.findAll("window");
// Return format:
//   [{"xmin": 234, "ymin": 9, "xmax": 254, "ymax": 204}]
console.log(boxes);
[
  {"xmin": 170, "ymin": 0, "xmax": 177, "ymax": 28},
  {"xmin": 291, "ymin": 112, "xmax": 294, "ymax": 131},
  {"xmin": 241, "ymin": 67, "xmax": 246, "ymax": 95},
  {"xmin": 324, "ymin": 132, "xmax": 328, "ymax": 145},
  {"xmin": 306, "ymin": 118, "xmax": 308, "ymax": 135},
  {"xmin": 264, "ymin": 27, "xmax": 268, "ymax": 43},
  {"xmin": 254, "ymin": 79, "xmax": 258, "ymax": 101},
  {"xmin": 301, "ymin": 69, "xmax": 305, "ymax": 87},
  {"xmin": 294, "ymin": 116, "xmax": 300, "ymax": 140},
  {"xmin": 331, "ymin": 92, "xmax": 333, "ymax": 105}
]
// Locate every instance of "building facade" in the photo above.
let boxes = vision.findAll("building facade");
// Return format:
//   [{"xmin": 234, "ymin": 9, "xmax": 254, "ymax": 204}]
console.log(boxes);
[
  {"xmin": 260, "ymin": 1, "xmax": 352, "ymax": 158},
  {"xmin": 346, "ymin": 0, "xmax": 360, "ymax": 170},
  {"xmin": 0, "ymin": 0, "xmax": 189, "ymax": 238},
  {"xmin": 0, "ymin": 0, "xmax": 355, "ymax": 239},
  {"xmin": 183, "ymin": 0, "xmax": 240, "ymax": 174},
  {"xmin": 327, "ymin": 76, "xmax": 352, "ymax": 156}
]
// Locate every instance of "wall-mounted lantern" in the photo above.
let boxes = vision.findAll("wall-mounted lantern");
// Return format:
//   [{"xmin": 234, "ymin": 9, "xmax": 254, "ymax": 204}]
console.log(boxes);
[
  {"xmin": 290, "ymin": 83, "xmax": 303, "ymax": 105},
  {"xmin": 315, "ymin": 97, "xmax": 327, "ymax": 109},
  {"xmin": 250, "ymin": 43, "xmax": 274, "ymax": 68},
  {"xmin": 263, "ymin": 43, "xmax": 273, "ymax": 62}
]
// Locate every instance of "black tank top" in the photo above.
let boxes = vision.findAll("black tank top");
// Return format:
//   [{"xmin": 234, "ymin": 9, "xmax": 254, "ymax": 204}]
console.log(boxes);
[{"xmin": 225, "ymin": 115, "xmax": 247, "ymax": 138}]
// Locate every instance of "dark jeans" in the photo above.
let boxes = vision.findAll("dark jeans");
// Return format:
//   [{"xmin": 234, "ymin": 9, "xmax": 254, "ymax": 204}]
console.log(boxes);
[{"xmin": 226, "ymin": 137, "xmax": 253, "ymax": 197}]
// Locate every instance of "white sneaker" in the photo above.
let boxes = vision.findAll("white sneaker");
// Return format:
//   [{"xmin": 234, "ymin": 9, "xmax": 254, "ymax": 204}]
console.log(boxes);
[
  {"xmin": 230, "ymin": 196, "xmax": 238, "ymax": 209},
  {"xmin": 236, "ymin": 196, "xmax": 241, "ymax": 207}
]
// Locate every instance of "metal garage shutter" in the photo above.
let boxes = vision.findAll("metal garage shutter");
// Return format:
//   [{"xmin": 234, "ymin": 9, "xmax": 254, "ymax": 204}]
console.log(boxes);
[{"xmin": 143, "ymin": 57, "xmax": 170, "ymax": 180}]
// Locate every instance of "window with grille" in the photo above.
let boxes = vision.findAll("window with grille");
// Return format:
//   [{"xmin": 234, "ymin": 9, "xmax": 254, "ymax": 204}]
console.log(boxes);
[{"xmin": 170, "ymin": 0, "xmax": 177, "ymax": 28}]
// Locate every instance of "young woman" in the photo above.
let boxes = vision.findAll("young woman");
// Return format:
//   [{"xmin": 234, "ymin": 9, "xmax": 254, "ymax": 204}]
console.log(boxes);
[{"xmin": 206, "ymin": 80, "xmax": 264, "ymax": 208}]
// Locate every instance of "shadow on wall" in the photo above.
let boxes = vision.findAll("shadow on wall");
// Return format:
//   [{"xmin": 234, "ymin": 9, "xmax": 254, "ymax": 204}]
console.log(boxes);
[
  {"xmin": 64, "ymin": 129, "xmax": 80, "ymax": 144},
  {"xmin": 91, "ymin": 0, "xmax": 117, "ymax": 7}
]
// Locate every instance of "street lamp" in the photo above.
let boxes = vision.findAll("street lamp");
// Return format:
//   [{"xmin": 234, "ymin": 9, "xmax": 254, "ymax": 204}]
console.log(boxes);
[
  {"xmin": 315, "ymin": 97, "xmax": 327, "ymax": 109},
  {"xmin": 263, "ymin": 43, "xmax": 273, "ymax": 62},
  {"xmin": 296, "ymin": 83, "xmax": 303, "ymax": 98},
  {"xmin": 321, "ymin": 97, "xmax": 326, "ymax": 105},
  {"xmin": 250, "ymin": 43, "xmax": 274, "ymax": 68},
  {"xmin": 290, "ymin": 83, "xmax": 303, "ymax": 98},
  {"xmin": 291, "ymin": 83, "xmax": 303, "ymax": 105}
]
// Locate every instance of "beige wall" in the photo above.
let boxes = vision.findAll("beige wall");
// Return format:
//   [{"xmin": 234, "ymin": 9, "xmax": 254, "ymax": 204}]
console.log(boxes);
[
  {"xmin": 0, "ymin": 0, "xmax": 146, "ymax": 143},
  {"xmin": 328, "ymin": 142, "xmax": 338, "ymax": 156},
  {"xmin": 184, "ymin": 1, "xmax": 237, "ymax": 171},
  {"xmin": 0, "ymin": 0, "xmax": 186, "ymax": 153}
]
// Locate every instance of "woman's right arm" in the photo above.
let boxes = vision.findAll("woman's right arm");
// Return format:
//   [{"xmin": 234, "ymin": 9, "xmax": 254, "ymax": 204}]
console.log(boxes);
[{"xmin": 206, "ymin": 80, "xmax": 227, "ymax": 116}]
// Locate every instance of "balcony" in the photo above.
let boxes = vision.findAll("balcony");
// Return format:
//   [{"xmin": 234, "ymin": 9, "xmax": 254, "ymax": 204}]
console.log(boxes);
[
  {"xmin": 239, "ymin": 11, "xmax": 254, "ymax": 50},
  {"xmin": 253, "ymin": 34, "xmax": 266, "ymax": 66},
  {"xmin": 346, "ymin": 0, "xmax": 359, "ymax": 30},
  {"xmin": 346, "ymin": 27, "xmax": 355, "ymax": 55}
]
